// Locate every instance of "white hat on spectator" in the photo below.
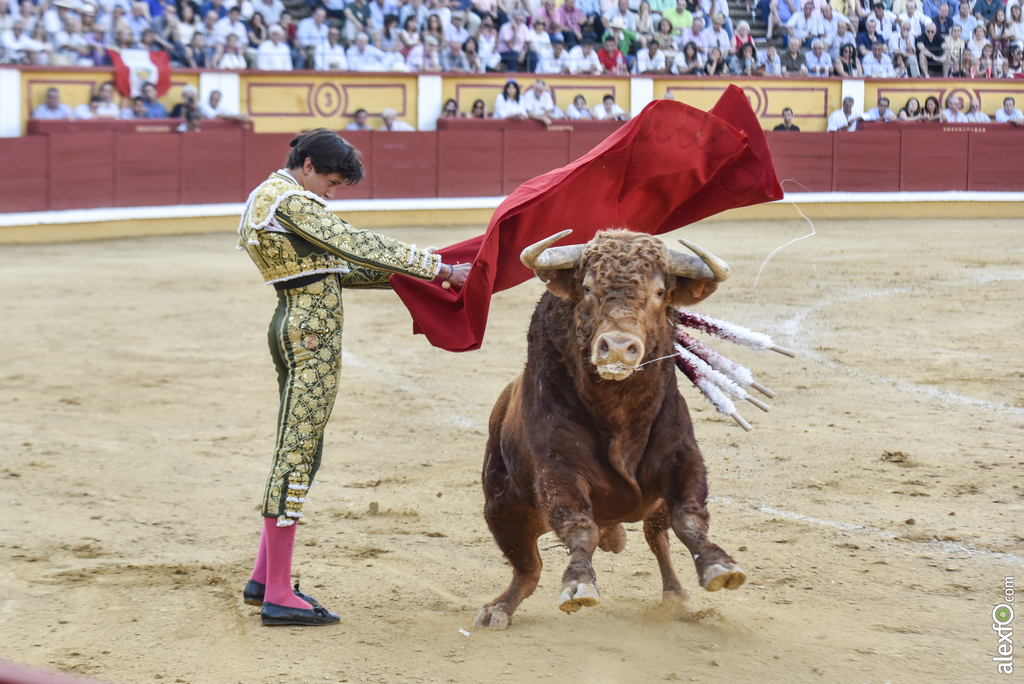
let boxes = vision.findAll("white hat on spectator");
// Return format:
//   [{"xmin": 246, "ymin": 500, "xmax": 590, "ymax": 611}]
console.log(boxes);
[
  {"xmin": 451, "ymin": 11, "xmax": 464, "ymax": 20},
  {"xmin": 80, "ymin": 3, "xmax": 96, "ymax": 14},
  {"xmin": 609, "ymin": 17, "xmax": 627, "ymax": 30}
]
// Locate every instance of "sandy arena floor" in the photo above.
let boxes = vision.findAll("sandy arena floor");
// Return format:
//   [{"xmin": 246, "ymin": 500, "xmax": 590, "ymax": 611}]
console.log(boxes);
[{"xmin": 0, "ymin": 217, "xmax": 1022, "ymax": 684}]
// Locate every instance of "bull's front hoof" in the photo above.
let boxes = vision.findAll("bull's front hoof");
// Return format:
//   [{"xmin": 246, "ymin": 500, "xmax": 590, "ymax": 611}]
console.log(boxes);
[
  {"xmin": 474, "ymin": 606, "xmax": 511, "ymax": 630},
  {"xmin": 559, "ymin": 582, "xmax": 600, "ymax": 613},
  {"xmin": 700, "ymin": 563, "xmax": 747, "ymax": 592}
]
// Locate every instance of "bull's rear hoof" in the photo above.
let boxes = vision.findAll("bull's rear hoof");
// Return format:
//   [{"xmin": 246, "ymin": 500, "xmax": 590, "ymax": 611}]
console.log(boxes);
[
  {"xmin": 474, "ymin": 606, "xmax": 511, "ymax": 630},
  {"xmin": 701, "ymin": 563, "xmax": 747, "ymax": 592},
  {"xmin": 559, "ymin": 583, "xmax": 600, "ymax": 613}
]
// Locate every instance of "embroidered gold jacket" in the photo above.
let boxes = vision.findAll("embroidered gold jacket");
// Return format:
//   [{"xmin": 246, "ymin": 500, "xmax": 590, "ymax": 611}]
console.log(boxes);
[{"xmin": 238, "ymin": 171, "xmax": 441, "ymax": 287}]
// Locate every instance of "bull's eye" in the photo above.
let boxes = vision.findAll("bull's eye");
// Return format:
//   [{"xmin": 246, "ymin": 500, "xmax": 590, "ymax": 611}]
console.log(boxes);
[
  {"xmin": 655, "ymin": 289, "xmax": 665, "ymax": 298},
  {"xmin": 583, "ymin": 287, "xmax": 593, "ymax": 297}
]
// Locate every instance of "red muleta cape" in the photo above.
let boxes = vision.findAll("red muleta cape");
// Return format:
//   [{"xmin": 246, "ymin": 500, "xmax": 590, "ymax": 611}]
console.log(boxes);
[{"xmin": 391, "ymin": 85, "xmax": 784, "ymax": 353}]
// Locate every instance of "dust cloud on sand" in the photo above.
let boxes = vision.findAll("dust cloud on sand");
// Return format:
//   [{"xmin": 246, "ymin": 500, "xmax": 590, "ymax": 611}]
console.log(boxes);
[{"xmin": 0, "ymin": 218, "xmax": 1022, "ymax": 683}]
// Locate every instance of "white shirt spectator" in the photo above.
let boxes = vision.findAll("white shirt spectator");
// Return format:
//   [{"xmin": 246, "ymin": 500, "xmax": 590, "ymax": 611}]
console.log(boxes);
[
  {"xmin": 804, "ymin": 49, "xmax": 831, "ymax": 74},
  {"xmin": 826, "ymin": 107, "xmax": 857, "ymax": 131},
  {"xmin": 829, "ymin": 28, "xmax": 855, "ymax": 60},
  {"xmin": 604, "ymin": 6, "xmax": 638, "ymax": 30},
  {"xmin": 898, "ymin": 9, "xmax": 931, "ymax": 37},
  {"xmin": 73, "ymin": 103, "xmax": 97, "ymax": 119},
  {"xmin": 1, "ymin": 26, "xmax": 36, "ymax": 61},
  {"xmin": 315, "ymin": 41, "xmax": 348, "ymax": 69},
  {"xmin": 566, "ymin": 103, "xmax": 594, "ymax": 119},
  {"xmin": 995, "ymin": 107, "xmax": 1024, "ymax": 122},
  {"xmin": 635, "ymin": 46, "xmax": 666, "ymax": 72},
  {"xmin": 787, "ymin": 11, "xmax": 821, "ymax": 44},
  {"xmin": 756, "ymin": 49, "xmax": 781, "ymax": 74},
  {"xmin": 593, "ymin": 101, "xmax": 627, "ymax": 120},
  {"xmin": 379, "ymin": 119, "xmax": 416, "ymax": 130},
  {"xmin": 679, "ymin": 26, "xmax": 708, "ymax": 53},
  {"xmin": 700, "ymin": 25, "xmax": 730, "ymax": 53},
  {"xmin": 568, "ymin": 44, "xmax": 603, "ymax": 73},
  {"xmin": 296, "ymin": 15, "xmax": 329, "ymax": 49},
  {"xmin": 872, "ymin": 8, "xmax": 898, "ymax": 37},
  {"xmin": 942, "ymin": 108, "xmax": 967, "ymax": 122},
  {"xmin": 211, "ymin": 16, "xmax": 248, "ymax": 45},
  {"xmin": 95, "ymin": 101, "xmax": 121, "ymax": 118},
  {"xmin": 257, "ymin": 38, "xmax": 292, "ymax": 68},
  {"xmin": 124, "ymin": 12, "xmax": 151, "ymax": 39},
  {"xmin": 964, "ymin": 109, "xmax": 991, "ymax": 122},
  {"xmin": 863, "ymin": 106, "xmax": 897, "ymax": 121},
  {"xmin": 493, "ymin": 93, "xmax": 527, "ymax": 119},
  {"xmin": 702, "ymin": 0, "xmax": 730, "ymax": 19},
  {"xmin": 444, "ymin": 22, "xmax": 468, "ymax": 44},
  {"xmin": 250, "ymin": 0, "xmax": 285, "ymax": 24},
  {"xmin": 522, "ymin": 89, "xmax": 554, "ymax": 117},
  {"xmin": 861, "ymin": 51, "xmax": 896, "ymax": 76},
  {"xmin": 32, "ymin": 102, "xmax": 74, "ymax": 119},
  {"xmin": 537, "ymin": 46, "xmax": 573, "ymax": 73},
  {"xmin": 346, "ymin": 42, "xmax": 385, "ymax": 70},
  {"xmin": 528, "ymin": 28, "xmax": 552, "ymax": 57}
]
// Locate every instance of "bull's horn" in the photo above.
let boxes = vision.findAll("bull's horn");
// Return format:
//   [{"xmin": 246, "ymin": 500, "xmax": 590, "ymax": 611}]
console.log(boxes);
[
  {"xmin": 668, "ymin": 238, "xmax": 732, "ymax": 282},
  {"xmin": 520, "ymin": 229, "xmax": 583, "ymax": 271}
]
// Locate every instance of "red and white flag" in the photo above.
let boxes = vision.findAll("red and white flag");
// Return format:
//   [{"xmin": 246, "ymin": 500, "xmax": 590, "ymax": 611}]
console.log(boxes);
[{"xmin": 108, "ymin": 49, "xmax": 171, "ymax": 98}]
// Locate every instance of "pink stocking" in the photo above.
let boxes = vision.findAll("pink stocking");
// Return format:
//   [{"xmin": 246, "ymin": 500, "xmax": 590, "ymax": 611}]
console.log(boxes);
[
  {"xmin": 262, "ymin": 516, "xmax": 312, "ymax": 610},
  {"xmin": 249, "ymin": 523, "xmax": 268, "ymax": 585}
]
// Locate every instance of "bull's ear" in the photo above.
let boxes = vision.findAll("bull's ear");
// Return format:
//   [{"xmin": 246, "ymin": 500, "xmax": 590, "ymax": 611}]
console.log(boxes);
[
  {"xmin": 534, "ymin": 268, "xmax": 578, "ymax": 300},
  {"xmin": 669, "ymin": 278, "xmax": 719, "ymax": 307}
]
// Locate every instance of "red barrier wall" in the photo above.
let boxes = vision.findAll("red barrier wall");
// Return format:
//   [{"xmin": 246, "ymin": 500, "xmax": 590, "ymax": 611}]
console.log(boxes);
[{"xmin": 4, "ymin": 122, "xmax": 1024, "ymax": 215}]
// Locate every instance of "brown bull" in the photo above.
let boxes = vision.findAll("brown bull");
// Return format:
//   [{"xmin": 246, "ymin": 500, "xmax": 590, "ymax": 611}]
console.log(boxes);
[{"xmin": 474, "ymin": 229, "xmax": 746, "ymax": 630}]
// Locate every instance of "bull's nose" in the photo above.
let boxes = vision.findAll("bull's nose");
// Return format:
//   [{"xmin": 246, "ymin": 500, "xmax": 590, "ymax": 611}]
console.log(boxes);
[{"xmin": 594, "ymin": 332, "xmax": 644, "ymax": 367}]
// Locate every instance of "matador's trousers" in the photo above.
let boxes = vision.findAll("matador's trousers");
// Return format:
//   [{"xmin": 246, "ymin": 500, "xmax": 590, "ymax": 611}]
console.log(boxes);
[{"xmin": 262, "ymin": 275, "xmax": 343, "ymax": 527}]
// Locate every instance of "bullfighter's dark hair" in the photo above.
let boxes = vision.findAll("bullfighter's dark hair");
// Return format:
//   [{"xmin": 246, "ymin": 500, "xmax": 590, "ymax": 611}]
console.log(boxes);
[{"xmin": 286, "ymin": 128, "xmax": 365, "ymax": 186}]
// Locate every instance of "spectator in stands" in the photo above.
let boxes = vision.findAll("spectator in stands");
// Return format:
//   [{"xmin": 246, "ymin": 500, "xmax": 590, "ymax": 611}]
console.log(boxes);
[
  {"xmin": 889, "ymin": 20, "xmax": 921, "ymax": 75},
  {"xmin": 199, "ymin": 0, "xmax": 228, "ymax": 21},
  {"xmin": 965, "ymin": 23, "xmax": 987, "ymax": 69},
  {"xmin": 837, "ymin": 42, "xmax": 864, "ymax": 75},
  {"xmin": 216, "ymin": 32, "xmax": 248, "ymax": 67},
  {"xmin": 141, "ymin": 82, "xmax": 167, "ymax": 117},
  {"xmin": 933, "ymin": 2, "xmax": 953, "ymax": 36},
  {"xmin": 1007, "ymin": 5, "xmax": 1024, "ymax": 47},
  {"xmin": 121, "ymin": 95, "xmax": 148, "ymax": 119},
  {"xmin": 891, "ymin": 51, "xmax": 910, "ymax": 74},
  {"xmin": 898, "ymin": 97, "xmax": 922, "ymax": 120},
  {"xmin": 702, "ymin": 13, "xmax": 730, "ymax": 56},
  {"xmin": 704, "ymin": 0, "xmax": 734, "ymax": 39},
  {"xmin": 569, "ymin": 34, "xmax": 603, "ymax": 72},
  {"xmin": 31, "ymin": 87, "xmax": 74, "ymax": 120},
  {"xmin": 973, "ymin": 0, "xmax": 1001, "ymax": 24},
  {"xmin": 773, "ymin": 106, "xmax": 800, "ymax": 131},
  {"xmin": 704, "ymin": 45, "xmax": 728, "ymax": 72},
  {"xmin": 475, "ymin": 21, "xmax": 501, "ymax": 73},
  {"xmin": 1005, "ymin": 43, "xmax": 1024, "ymax": 75},
  {"xmin": 346, "ymin": 108, "xmax": 373, "ymax": 130},
  {"xmin": 988, "ymin": 7, "xmax": 1008, "ymax": 56},
  {"xmin": 439, "ymin": 35, "xmax": 467, "ymax": 70},
  {"xmin": 830, "ymin": 21, "xmax": 857, "ymax": 62},
  {"xmin": 942, "ymin": 94, "xmax": 967, "ymax": 121},
  {"xmin": 498, "ymin": 11, "xmax": 535, "ymax": 71},
  {"xmin": 604, "ymin": 16, "xmax": 638, "ymax": 63},
  {"xmin": 445, "ymin": 11, "xmax": 469, "ymax": 44},
  {"xmin": 177, "ymin": 107, "xmax": 202, "ymax": 132},
  {"xmin": 636, "ymin": 0, "xmax": 657, "ymax": 43},
  {"xmin": 369, "ymin": 0, "xmax": 403, "ymax": 37},
  {"xmin": 170, "ymin": 84, "xmax": 198, "ymax": 117},
  {"xmin": 423, "ymin": 14, "xmax": 444, "ymax": 47},
  {"xmin": 258, "ymin": 23, "xmax": 293, "ymax": 68},
  {"xmin": 787, "ymin": 1, "xmax": 818, "ymax": 48},
  {"xmin": 566, "ymin": 93, "xmax": 594, "ymax": 119},
  {"xmin": 462, "ymin": 36, "xmax": 487, "ymax": 72},
  {"xmin": 594, "ymin": 93, "xmax": 628, "ymax": 120},
  {"xmin": 198, "ymin": 10, "xmax": 219, "ymax": 43},
  {"xmin": 899, "ymin": 0, "xmax": 931, "ymax": 38},
  {"xmin": 27, "ymin": 22, "xmax": 53, "ymax": 64},
  {"xmin": 827, "ymin": 95, "xmax": 861, "ymax": 131},
  {"xmin": 522, "ymin": 79, "xmax": 556, "ymax": 124},
  {"xmin": 53, "ymin": 16, "xmax": 92, "ymax": 66},
  {"xmin": 297, "ymin": 7, "xmax": 329, "ymax": 67},
  {"xmin": 662, "ymin": 0, "xmax": 692, "ymax": 41},
  {"xmin": 679, "ymin": 15, "xmax": 707, "ymax": 56},
  {"xmin": 730, "ymin": 41, "xmax": 757, "ymax": 73},
  {"xmin": 857, "ymin": 17, "xmax": 882, "ymax": 55},
  {"xmin": 399, "ymin": 15, "xmax": 421, "ymax": 53},
  {"xmin": 212, "ymin": 5, "xmax": 248, "ymax": 49},
  {"xmin": 92, "ymin": 81, "xmax": 121, "ymax": 118},
  {"xmin": 731, "ymin": 19, "xmax": 754, "ymax": 56},
  {"xmin": 379, "ymin": 14, "xmax": 401, "ymax": 51},
  {"xmin": 471, "ymin": 0, "xmax": 502, "ymax": 36},
  {"xmin": 348, "ymin": 30, "xmax": 385, "ymax": 69},
  {"xmin": 978, "ymin": 41, "xmax": 1003, "ymax": 76},
  {"xmin": 343, "ymin": 0, "xmax": 372, "ymax": 45},
  {"xmin": 653, "ymin": 18, "xmax": 678, "ymax": 55},
  {"xmin": 251, "ymin": 0, "xmax": 285, "ymax": 25},
  {"xmin": 441, "ymin": 98, "xmax": 460, "ymax": 117},
  {"xmin": 493, "ymin": 78, "xmax": 527, "ymax": 119},
  {"xmin": 72, "ymin": 95, "xmax": 102, "ymax": 119},
  {"xmin": 757, "ymin": 42, "xmax": 782, "ymax": 73},
  {"xmin": 604, "ymin": 0, "xmax": 638, "ymax": 32},
  {"xmin": 766, "ymin": 0, "xmax": 797, "ymax": 41},
  {"xmin": 529, "ymin": 16, "xmax": 553, "ymax": 64},
  {"xmin": 671, "ymin": 39, "xmax": 703, "ymax": 71},
  {"xmin": 470, "ymin": 98, "xmax": 488, "ymax": 118},
  {"xmin": 819, "ymin": 5, "xmax": 850, "ymax": 61},
  {"xmin": 920, "ymin": 95, "xmax": 941, "ymax": 120},
  {"xmin": 314, "ymin": 26, "xmax": 348, "ymax": 68},
  {"xmin": 598, "ymin": 31, "xmax": 627, "ymax": 73},
  {"xmin": 862, "ymin": 39, "xmax": 895, "ymax": 75},
  {"xmin": 407, "ymin": 33, "xmax": 442, "ymax": 69},
  {"xmin": 995, "ymin": 96, "xmax": 1024, "ymax": 124},
  {"xmin": 869, "ymin": 1, "xmax": 898, "ymax": 38},
  {"xmin": 636, "ymin": 36, "xmax": 667, "ymax": 71},
  {"xmin": 952, "ymin": 0, "xmax": 976, "ymax": 38},
  {"xmin": 916, "ymin": 19, "xmax": 945, "ymax": 74},
  {"xmin": 964, "ymin": 97, "xmax": 991, "ymax": 121},
  {"xmin": 864, "ymin": 95, "xmax": 897, "ymax": 121},
  {"xmin": 1, "ymin": 20, "xmax": 36, "ymax": 63},
  {"xmin": 198, "ymin": 89, "xmax": 230, "ymax": 119},
  {"xmin": 779, "ymin": 35, "xmax": 803, "ymax": 74},
  {"xmin": 176, "ymin": 4, "xmax": 200, "ymax": 45},
  {"xmin": 556, "ymin": 0, "xmax": 587, "ymax": 49},
  {"xmin": 186, "ymin": 32, "xmax": 214, "ymax": 66},
  {"xmin": 804, "ymin": 38, "xmax": 831, "ymax": 73},
  {"xmin": 126, "ymin": 1, "xmax": 153, "ymax": 40},
  {"xmin": 247, "ymin": 12, "xmax": 268, "ymax": 52},
  {"xmin": 538, "ymin": 35, "xmax": 573, "ymax": 72},
  {"xmin": 379, "ymin": 107, "xmax": 415, "ymax": 130},
  {"xmin": 944, "ymin": 22, "xmax": 966, "ymax": 75}
]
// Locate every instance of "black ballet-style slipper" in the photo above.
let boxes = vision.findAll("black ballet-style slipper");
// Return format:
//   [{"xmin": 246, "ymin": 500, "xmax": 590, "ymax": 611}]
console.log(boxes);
[
  {"xmin": 243, "ymin": 580, "xmax": 320, "ymax": 607},
  {"xmin": 261, "ymin": 602, "xmax": 340, "ymax": 627}
]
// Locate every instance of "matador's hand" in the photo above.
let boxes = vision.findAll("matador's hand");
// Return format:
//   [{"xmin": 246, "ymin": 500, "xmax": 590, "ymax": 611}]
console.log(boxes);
[{"xmin": 439, "ymin": 262, "xmax": 471, "ymax": 289}]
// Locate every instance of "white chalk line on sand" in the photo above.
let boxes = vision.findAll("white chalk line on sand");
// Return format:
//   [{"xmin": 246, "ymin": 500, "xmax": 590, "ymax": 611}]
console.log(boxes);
[
  {"xmin": 710, "ymin": 495, "xmax": 1024, "ymax": 569},
  {"xmin": 774, "ymin": 271, "xmax": 1024, "ymax": 418}
]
